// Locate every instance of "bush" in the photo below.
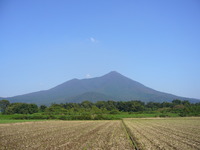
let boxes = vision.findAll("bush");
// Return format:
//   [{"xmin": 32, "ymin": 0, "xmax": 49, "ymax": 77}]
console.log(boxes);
[
  {"xmin": 179, "ymin": 112, "xmax": 187, "ymax": 117},
  {"xmin": 71, "ymin": 114, "xmax": 92, "ymax": 120},
  {"xmin": 159, "ymin": 114, "xmax": 169, "ymax": 117},
  {"xmin": 58, "ymin": 115, "xmax": 73, "ymax": 120},
  {"xmin": 11, "ymin": 114, "xmax": 56, "ymax": 120},
  {"xmin": 94, "ymin": 114, "xmax": 105, "ymax": 120},
  {"xmin": 109, "ymin": 110, "xmax": 120, "ymax": 114}
]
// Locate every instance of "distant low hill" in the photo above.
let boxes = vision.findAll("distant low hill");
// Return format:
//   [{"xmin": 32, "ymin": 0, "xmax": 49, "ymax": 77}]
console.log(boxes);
[{"xmin": 3, "ymin": 71, "xmax": 200, "ymax": 105}]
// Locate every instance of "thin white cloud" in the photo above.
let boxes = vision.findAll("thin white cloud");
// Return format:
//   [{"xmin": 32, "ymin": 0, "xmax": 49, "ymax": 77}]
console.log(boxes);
[
  {"xmin": 85, "ymin": 74, "xmax": 91, "ymax": 78},
  {"xmin": 90, "ymin": 37, "xmax": 95, "ymax": 42},
  {"xmin": 90, "ymin": 37, "xmax": 98, "ymax": 43}
]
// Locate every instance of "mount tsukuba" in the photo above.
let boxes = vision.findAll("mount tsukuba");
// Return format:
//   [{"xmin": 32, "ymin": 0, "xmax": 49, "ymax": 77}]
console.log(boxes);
[{"xmin": 4, "ymin": 71, "xmax": 199, "ymax": 105}]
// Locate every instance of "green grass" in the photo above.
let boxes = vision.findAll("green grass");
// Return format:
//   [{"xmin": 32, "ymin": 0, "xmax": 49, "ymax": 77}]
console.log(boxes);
[
  {"xmin": 0, "ymin": 112, "xmax": 179, "ymax": 123},
  {"xmin": 0, "ymin": 114, "xmax": 19, "ymax": 120},
  {"xmin": 105, "ymin": 112, "xmax": 179, "ymax": 119},
  {"xmin": 0, "ymin": 119, "xmax": 42, "ymax": 124},
  {"xmin": 0, "ymin": 114, "xmax": 46, "ymax": 124}
]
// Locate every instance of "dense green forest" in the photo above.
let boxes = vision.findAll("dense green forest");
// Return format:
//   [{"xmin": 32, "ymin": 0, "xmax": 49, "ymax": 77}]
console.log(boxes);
[{"xmin": 0, "ymin": 99, "xmax": 200, "ymax": 120}]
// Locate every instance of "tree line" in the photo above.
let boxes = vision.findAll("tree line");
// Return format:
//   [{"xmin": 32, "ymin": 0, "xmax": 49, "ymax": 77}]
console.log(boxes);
[{"xmin": 0, "ymin": 99, "xmax": 200, "ymax": 117}]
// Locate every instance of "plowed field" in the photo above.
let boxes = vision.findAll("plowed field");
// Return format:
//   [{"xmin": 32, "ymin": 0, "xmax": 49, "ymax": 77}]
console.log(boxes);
[
  {"xmin": 0, "ymin": 117, "xmax": 200, "ymax": 150},
  {"xmin": 123, "ymin": 117, "xmax": 200, "ymax": 150},
  {"xmin": 0, "ymin": 120, "xmax": 133, "ymax": 150}
]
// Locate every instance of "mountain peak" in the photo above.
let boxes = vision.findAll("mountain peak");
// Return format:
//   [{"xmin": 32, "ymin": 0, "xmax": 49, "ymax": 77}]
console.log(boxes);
[
  {"xmin": 104, "ymin": 71, "xmax": 123, "ymax": 77},
  {"xmin": 6, "ymin": 71, "xmax": 200, "ymax": 105},
  {"xmin": 108, "ymin": 71, "xmax": 120, "ymax": 74},
  {"xmin": 101, "ymin": 71, "xmax": 129, "ymax": 80}
]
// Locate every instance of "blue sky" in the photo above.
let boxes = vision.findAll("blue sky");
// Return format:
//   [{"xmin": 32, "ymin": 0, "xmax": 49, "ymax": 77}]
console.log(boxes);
[{"xmin": 1, "ymin": 0, "xmax": 200, "ymax": 99}]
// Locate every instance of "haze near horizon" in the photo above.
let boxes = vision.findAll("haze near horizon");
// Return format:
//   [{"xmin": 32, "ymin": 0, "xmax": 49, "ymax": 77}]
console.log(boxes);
[{"xmin": 1, "ymin": 0, "xmax": 200, "ymax": 99}]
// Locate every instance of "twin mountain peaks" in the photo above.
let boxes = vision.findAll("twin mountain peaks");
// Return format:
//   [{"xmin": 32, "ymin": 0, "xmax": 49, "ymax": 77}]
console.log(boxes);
[{"xmin": 5, "ymin": 71, "xmax": 199, "ymax": 105}]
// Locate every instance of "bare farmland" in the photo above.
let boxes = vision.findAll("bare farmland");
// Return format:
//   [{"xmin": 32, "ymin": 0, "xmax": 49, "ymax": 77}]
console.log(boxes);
[
  {"xmin": 1, "ymin": 118, "xmax": 200, "ymax": 150},
  {"xmin": 123, "ymin": 117, "xmax": 200, "ymax": 150},
  {"xmin": 0, "ymin": 120, "xmax": 134, "ymax": 150}
]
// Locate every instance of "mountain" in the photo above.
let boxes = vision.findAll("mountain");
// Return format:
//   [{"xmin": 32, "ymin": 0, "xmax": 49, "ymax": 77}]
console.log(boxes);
[{"xmin": 3, "ymin": 71, "xmax": 200, "ymax": 105}]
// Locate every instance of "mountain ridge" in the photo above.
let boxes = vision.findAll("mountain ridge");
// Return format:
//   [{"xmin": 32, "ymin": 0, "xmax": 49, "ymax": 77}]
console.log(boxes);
[{"xmin": 2, "ymin": 71, "xmax": 199, "ymax": 105}]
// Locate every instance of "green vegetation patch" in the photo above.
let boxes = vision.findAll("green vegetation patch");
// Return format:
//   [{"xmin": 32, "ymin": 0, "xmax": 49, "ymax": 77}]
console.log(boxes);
[{"xmin": 0, "ymin": 99, "xmax": 199, "ymax": 121}]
